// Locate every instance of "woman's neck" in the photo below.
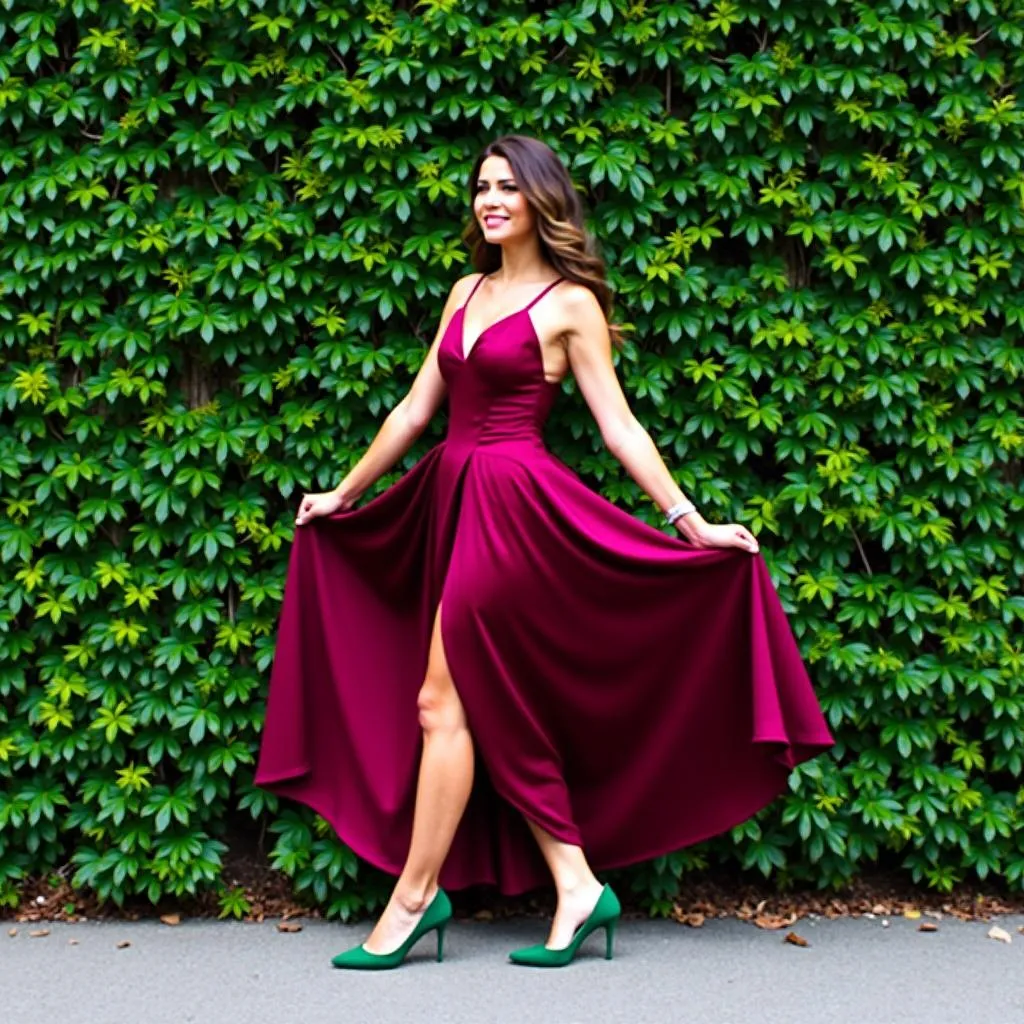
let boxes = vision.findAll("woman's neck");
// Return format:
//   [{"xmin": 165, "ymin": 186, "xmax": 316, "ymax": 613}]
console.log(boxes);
[{"xmin": 488, "ymin": 240, "xmax": 553, "ymax": 284}]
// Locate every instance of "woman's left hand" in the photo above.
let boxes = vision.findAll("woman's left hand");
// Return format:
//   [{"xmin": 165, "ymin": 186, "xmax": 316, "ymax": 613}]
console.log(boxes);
[{"xmin": 678, "ymin": 517, "xmax": 760, "ymax": 554}]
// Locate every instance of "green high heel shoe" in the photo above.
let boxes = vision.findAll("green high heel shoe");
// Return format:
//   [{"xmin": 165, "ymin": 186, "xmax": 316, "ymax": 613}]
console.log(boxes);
[
  {"xmin": 508, "ymin": 884, "xmax": 621, "ymax": 967},
  {"xmin": 330, "ymin": 888, "xmax": 452, "ymax": 970}
]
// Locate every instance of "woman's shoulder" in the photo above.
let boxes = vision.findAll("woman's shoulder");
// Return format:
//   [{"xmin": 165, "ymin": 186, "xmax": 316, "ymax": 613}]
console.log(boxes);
[
  {"xmin": 434, "ymin": 272, "xmax": 485, "ymax": 326},
  {"xmin": 452, "ymin": 271, "xmax": 486, "ymax": 301},
  {"xmin": 552, "ymin": 276, "xmax": 601, "ymax": 315}
]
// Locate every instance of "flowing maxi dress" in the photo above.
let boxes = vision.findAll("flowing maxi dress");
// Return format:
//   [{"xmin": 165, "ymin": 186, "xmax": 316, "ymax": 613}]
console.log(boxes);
[{"xmin": 254, "ymin": 273, "xmax": 836, "ymax": 895}]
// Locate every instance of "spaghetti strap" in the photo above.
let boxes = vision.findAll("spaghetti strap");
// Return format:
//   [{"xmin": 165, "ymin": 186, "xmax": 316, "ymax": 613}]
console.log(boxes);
[
  {"xmin": 525, "ymin": 276, "xmax": 565, "ymax": 310},
  {"xmin": 464, "ymin": 273, "xmax": 563, "ymax": 316},
  {"xmin": 465, "ymin": 273, "xmax": 487, "ymax": 306}
]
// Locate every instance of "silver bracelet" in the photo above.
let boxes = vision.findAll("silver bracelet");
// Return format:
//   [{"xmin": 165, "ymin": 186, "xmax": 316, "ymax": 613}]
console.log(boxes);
[{"xmin": 665, "ymin": 499, "xmax": 696, "ymax": 525}]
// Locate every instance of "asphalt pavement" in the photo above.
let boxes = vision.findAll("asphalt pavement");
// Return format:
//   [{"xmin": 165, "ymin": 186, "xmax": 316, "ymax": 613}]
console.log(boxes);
[{"xmin": 5, "ymin": 912, "xmax": 1023, "ymax": 1024}]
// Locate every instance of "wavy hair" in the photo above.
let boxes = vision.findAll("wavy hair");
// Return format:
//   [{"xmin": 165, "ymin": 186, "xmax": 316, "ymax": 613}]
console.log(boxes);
[{"xmin": 460, "ymin": 134, "xmax": 624, "ymax": 347}]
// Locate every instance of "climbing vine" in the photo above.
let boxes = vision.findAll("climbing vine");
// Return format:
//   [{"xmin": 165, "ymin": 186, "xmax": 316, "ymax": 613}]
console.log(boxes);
[{"xmin": 1, "ymin": 0, "xmax": 1023, "ymax": 918}]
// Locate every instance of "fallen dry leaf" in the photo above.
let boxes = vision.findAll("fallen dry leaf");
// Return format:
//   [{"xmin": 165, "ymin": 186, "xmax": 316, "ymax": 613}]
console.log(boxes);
[
  {"xmin": 754, "ymin": 912, "xmax": 798, "ymax": 930},
  {"xmin": 944, "ymin": 905, "xmax": 975, "ymax": 921},
  {"xmin": 116, "ymin": 940, "xmax": 131, "ymax": 949},
  {"xmin": 29, "ymin": 929, "xmax": 50, "ymax": 938},
  {"xmin": 277, "ymin": 921, "xmax": 302, "ymax": 933},
  {"xmin": 784, "ymin": 931, "xmax": 809, "ymax": 947},
  {"xmin": 160, "ymin": 913, "xmax": 181, "ymax": 926},
  {"xmin": 8, "ymin": 928, "xmax": 17, "ymax": 937},
  {"xmin": 678, "ymin": 912, "xmax": 705, "ymax": 927},
  {"xmin": 473, "ymin": 909, "xmax": 493, "ymax": 921},
  {"xmin": 987, "ymin": 926, "xmax": 1012, "ymax": 944},
  {"xmin": 918, "ymin": 923, "xmax": 938, "ymax": 932},
  {"xmin": 903, "ymin": 909, "xmax": 921, "ymax": 920}
]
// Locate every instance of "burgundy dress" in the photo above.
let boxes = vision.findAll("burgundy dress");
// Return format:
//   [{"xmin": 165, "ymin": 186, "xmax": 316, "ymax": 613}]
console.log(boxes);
[{"xmin": 254, "ymin": 272, "xmax": 835, "ymax": 895}]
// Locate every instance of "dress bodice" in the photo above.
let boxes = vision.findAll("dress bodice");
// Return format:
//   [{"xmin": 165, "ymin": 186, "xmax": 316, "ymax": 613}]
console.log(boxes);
[{"xmin": 438, "ymin": 274, "xmax": 565, "ymax": 449}]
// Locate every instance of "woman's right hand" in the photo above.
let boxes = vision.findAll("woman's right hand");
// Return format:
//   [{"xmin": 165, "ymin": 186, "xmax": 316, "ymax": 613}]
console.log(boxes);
[{"xmin": 296, "ymin": 488, "xmax": 352, "ymax": 526}]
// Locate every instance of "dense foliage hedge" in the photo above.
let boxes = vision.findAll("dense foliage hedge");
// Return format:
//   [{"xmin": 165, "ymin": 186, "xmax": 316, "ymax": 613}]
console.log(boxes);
[{"xmin": 1, "ymin": 0, "xmax": 1023, "ymax": 920}]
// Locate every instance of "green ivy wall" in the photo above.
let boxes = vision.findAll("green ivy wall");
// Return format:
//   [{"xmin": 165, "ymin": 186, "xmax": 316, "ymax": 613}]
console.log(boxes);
[{"xmin": 1, "ymin": 0, "xmax": 1022, "ymax": 919}]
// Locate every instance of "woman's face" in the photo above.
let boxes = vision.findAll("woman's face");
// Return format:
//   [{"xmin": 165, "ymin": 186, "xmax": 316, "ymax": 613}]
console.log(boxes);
[{"xmin": 473, "ymin": 155, "xmax": 535, "ymax": 244}]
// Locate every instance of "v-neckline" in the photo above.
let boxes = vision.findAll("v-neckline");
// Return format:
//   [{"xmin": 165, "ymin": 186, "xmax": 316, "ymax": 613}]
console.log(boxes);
[
  {"xmin": 459, "ymin": 305, "xmax": 527, "ymax": 362},
  {"xmin": 458, "ymin": 275, "xmax": 563, "ymax": 361}
]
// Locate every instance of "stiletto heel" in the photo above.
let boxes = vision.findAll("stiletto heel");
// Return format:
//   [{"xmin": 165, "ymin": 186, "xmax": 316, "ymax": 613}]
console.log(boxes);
[
  {"xmin": 605, "ymin": 918, "xmax": 615, "ymax": 960},
  {"xmin": 330, "ymin": 888, "xmax": 453, "ymax": 970},
  {"xmin": 508, "ymin": 884, "xmax": 621, "ymax": 968}
]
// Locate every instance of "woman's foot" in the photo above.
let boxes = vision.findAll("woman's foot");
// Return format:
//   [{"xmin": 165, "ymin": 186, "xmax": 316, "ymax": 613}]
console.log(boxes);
[
  {"xmin": 544, "ymin": 877, "xmax": 606, "ymax": 949},
  {"xmin": 362, "ymin": 884, "xmax": 439, "ymax": 955}
]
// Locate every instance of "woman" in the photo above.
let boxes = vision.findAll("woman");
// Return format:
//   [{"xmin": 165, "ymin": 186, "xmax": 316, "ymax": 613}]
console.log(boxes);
[{"xmin": 254, "ymin": 134, "xmax": 835, "ymax": 969}]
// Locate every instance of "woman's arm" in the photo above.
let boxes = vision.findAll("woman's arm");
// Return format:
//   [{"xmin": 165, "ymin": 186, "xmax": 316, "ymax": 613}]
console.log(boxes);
[
  {"xmin": 295, "ymin": 274, "xmax": 476, "ymax": 525},
  {"xmin": 561, "ymin": 284, "xmax": 759, "ymax": 554},
  {"xmin": 333, "ymin": 274, "xmax": 480, "ymax": 504}
]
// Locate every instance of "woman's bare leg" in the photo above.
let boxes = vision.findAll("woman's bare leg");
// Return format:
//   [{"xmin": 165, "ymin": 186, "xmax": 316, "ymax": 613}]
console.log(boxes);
[
  {"xmin": 523, "ymin": 819, "xmax": 607, "ymax": 949},
  {"xmin": 361, "ymin": 602, "xmax": 474, "ymax": 954}
]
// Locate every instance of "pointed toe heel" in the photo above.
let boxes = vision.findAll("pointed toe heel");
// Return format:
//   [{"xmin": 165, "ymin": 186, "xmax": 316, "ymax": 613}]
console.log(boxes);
[
  {"xmin": 330, "ymin": 888, "xmax": 453, "ymax": 970},
  {"xmin": 508, "ymin": 884, "xmax": 621, "ymax": 968}
]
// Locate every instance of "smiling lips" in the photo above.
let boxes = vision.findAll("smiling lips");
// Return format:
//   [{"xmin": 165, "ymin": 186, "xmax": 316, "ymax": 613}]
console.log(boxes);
[{"xmin": 484, "ymin": 215, "xmax": 508, "ymax": 227}]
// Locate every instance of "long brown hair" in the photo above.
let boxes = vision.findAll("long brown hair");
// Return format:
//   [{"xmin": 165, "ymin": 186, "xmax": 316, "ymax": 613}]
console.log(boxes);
[{"xmin": 460, "ymin": 134, "xmax": 624, "ymax": 347}]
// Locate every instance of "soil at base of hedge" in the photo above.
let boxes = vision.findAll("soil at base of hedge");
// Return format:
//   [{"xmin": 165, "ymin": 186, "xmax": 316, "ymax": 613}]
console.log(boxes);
[{"xmin": 4, "ymin": 820, "xmax": 1023, "ymax": 928}]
